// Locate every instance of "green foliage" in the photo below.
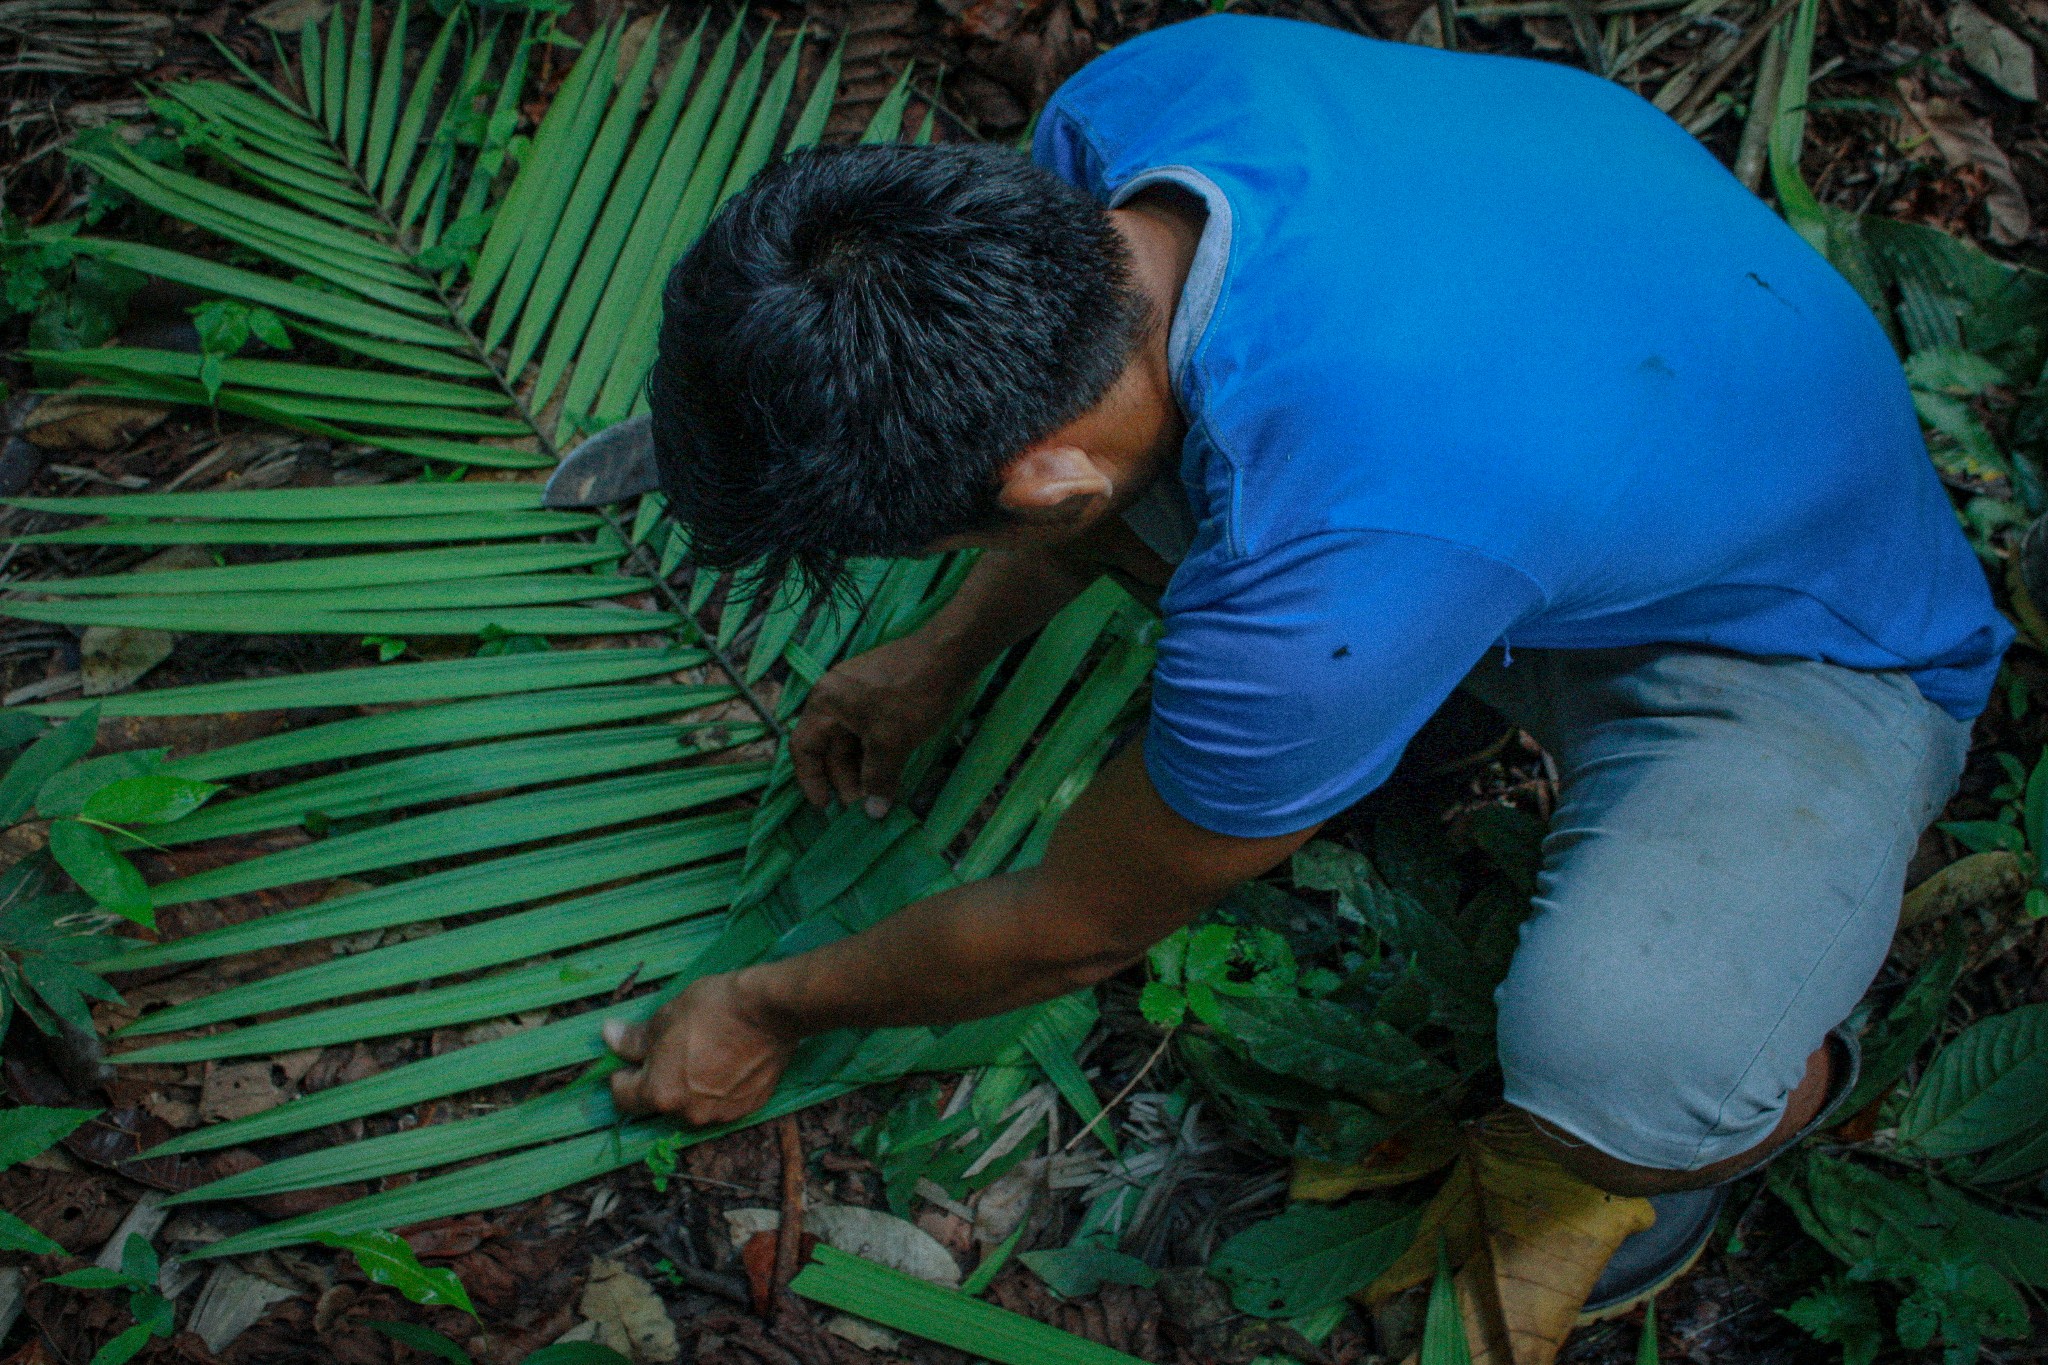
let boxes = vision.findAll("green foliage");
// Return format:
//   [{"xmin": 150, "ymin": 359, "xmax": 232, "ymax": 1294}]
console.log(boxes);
[
  {"xmin": 0, "ymin": 218, "xmax": 144, "ymax": 358},
  {"xmin": 1770, "ymin": 0, "xmax": 2048, "ymax": 557},
  {"xmin": 1208, "ymin": 1199, "xmax": 1419, "ymax": 1318},
  {"xmin": 1215, "ymin": 994, "xmax": 1455, "ymax": 1099},
  {"xmin": 46, "ymin": 1233, "xmax": 176, "ymax": 1365},
  {"xmin": 82, "ymin": 773, "xmax": 224, "ymax": 825},
  {"xmin": 1784, "ymin": 1279, "xmax": 1886, "ymax": 1365},
  {"xmin": 1773, "ymin": 1155, "xmax": 2047, "ymax": 1364},
  {"xmin": 1152, "ymin": 831, "xmax": 1524, "ymax": 1167},
  {"xmin": 0, "ymin": 704, "xmax": 227, "ymax": 1042},
  {"xmin": 48, "ymin": 820, "xmax": 153, "ymax": 925},
  {"xmin": 1019, "ymin": 1246, "xmax": 1160, "ymax": 1299},
  {"xmin": 1139, "ymin": 921, "xmax": 1309, "ymax": 1029},
  {"xmin": 20, "ymin": 726, "xmax": 224, "ymax": 931},
  {"xmin": 317, "ymin": 1229, "xmax": 477, "ymax": 1315},
  {"xmin": 1838, "ymin": 923, "xmax": 1966, "ymax": 1116},
  {"xmin": 853, "ymin": 1083, "xmax": 983, "ymax": 1215},
  {"xmin": 793, "ymin": 1245, "xmax": 1147, "ymax": 1365},
  {"xmin": 1419, "ymin": 1239, "xmax": 1472, "ymax": 1365},
  {"xmin": 0, "ymin": 855, "xmax": 122, "ymax": 1045},
  {"xmin": 190, "ymin": 298, "xmax": 292, "ymax": 401},
  {"xmin": 1895, "ymin": 1003, "xmax": 2048, "ymax": 1157},
  {"xmin": 0, "ymin": 1104, "xmax": 100, "ymax": 1253},
  {"xmin": 0, "ymin": 708, "xmax": 102, "ymax": 825},
  {"xmin": 371, "ymin": 1318, "xmax": 629, "ymax": 1365},
  {"xmin": 846, "ymin": 1015, "xmax": 1081, "ymax": 1217}
]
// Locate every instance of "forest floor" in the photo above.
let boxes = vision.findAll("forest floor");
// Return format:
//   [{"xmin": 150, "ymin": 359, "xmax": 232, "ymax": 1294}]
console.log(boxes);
[{"xmin": 3, "ymin": 0, "xmax": 2048, "ymax": 1363}]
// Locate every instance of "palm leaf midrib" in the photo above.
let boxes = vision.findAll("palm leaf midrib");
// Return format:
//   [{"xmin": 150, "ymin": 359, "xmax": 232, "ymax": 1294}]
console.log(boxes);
[{"xmin": 280, "ymin": 14, "xmax": 556, "ymax": 455}]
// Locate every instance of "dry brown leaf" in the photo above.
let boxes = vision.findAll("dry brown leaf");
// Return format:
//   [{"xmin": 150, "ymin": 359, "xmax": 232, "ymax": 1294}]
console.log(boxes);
[
  {"xmin": 576, "ymin": 1259, "xmax": 680, "ymax": 1363},
  {"xmin": 614, "ymin": 12, "xmax": 660, "ymax": 79},
  {"xmin": 1899, "ymin": 90, "xmax": 2034, "ymax": 244},
  {"xmin": 197, "ymin": 1051, "xmax": 320, "ymax": 1122},
  {"xmin": 1949, "ymin": 2, "xmax": 2038, "ymax": 100},
  {"xmin": 725, "ymin": 1204, "xmax": 961, "ymax": 1285},
  {"xmin": 79, "ymin": 547, "xmax": 210, "ymax": 697},
  {"xmin": 1365, "ymin": 1112, "xmax": 1654, "ymax": 1365},
  {"xmin": 20, "ymin": 393, "xmax": 170, "ymax": 452},
  {"xmin": 79, "ymin": 627, "xmax": 173, "ymax": 697},
  {"xmin": 1293, "ymin": 1115, "xmax": 1461, "ymax": 1201}
]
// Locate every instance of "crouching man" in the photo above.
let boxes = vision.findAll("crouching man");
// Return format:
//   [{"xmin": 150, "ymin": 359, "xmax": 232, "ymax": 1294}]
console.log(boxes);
[{"xmin": 603, "ymin": 15, "xmax": 2009, "ymax": 1313}]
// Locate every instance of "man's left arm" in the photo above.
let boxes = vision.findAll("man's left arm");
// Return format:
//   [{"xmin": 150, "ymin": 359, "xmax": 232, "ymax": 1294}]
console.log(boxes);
[{"xmin": 606, "ymin": 736, "xmax": 1316, "ymax": 1122}]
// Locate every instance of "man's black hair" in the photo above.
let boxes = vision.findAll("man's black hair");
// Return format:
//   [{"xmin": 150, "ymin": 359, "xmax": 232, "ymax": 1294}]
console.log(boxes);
[{"xmin": 647, "ymin": 142, "xmax": 1150, "ymax": 594}]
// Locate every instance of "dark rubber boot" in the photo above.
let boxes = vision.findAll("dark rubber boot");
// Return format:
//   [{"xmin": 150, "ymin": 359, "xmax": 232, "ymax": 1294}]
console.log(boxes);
[{"xmin": 1577, "ymin": 1027, "xmax": 1861, "ymax": 1321}]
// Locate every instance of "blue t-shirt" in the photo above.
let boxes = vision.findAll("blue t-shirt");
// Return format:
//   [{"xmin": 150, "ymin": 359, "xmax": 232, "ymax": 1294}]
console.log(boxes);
[{"xmin": 1034, "ymin": 15, "xmax": 2010, "ymax": 838}]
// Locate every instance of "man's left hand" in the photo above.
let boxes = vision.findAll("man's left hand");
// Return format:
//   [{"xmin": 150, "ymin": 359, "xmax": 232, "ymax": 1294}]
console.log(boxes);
[{"xmin": 604, "ymin": 973, "xmax": 796, "ymax": 1125}]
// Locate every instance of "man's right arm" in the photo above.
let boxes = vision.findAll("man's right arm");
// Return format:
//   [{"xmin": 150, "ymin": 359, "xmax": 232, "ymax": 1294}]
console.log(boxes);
[{"xmin": 790, "ymin": 547, "xmax": 1099, "ymax": 812}]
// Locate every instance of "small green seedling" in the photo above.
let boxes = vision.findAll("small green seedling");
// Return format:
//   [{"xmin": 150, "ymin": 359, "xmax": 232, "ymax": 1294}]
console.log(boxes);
[{"xmin": 45, "ymin": 1233, "xmax": 175, "ymax": 1365}]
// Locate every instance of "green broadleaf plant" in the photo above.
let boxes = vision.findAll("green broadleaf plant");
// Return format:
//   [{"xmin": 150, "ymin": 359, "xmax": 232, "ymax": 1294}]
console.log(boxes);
[
  {"xmin": 318, "ymin": 1229, "xmax": 476, "ymax": 1315},
  {"xmin": 1896, "ymin": 1003, "xmax": 2048, "ymax": 1158},
  {"xmin": 45, "ymin": 1233, "xmax": 176, "ymax": 1365},
  {"xmin": 1209, "ymin": 1199, "xmax": 1420, "ymax": 1319}
]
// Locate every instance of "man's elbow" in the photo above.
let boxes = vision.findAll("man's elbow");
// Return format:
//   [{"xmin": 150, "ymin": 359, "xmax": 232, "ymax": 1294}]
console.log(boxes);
[
  {"xmin": 1048, "ymin": 944, "xmax": 1148, "ymax": 993},
  {"xmin": 1005, "ymin": 870, "xmax": 1200, "ymax": 994}
]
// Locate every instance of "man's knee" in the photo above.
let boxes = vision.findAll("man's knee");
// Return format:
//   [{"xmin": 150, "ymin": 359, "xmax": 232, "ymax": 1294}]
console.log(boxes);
[{"xmin": 1496, "ymin": 965, "xmax": 1803, "ymax": 1176}]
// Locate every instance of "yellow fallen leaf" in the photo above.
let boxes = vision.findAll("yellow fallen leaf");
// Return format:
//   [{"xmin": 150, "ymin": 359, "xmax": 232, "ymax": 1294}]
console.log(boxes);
[
  {"xmin": 1364, "ymin": 1111, "xmax": 1654, "ymax": 1365},
  {"xmin": 1293, "ymin": 1115, "xmax": 1460, "ymax": 1201},
  {"xmin": 1900, "ymin": 850, "xmax": 2026, "ymax": 930}
]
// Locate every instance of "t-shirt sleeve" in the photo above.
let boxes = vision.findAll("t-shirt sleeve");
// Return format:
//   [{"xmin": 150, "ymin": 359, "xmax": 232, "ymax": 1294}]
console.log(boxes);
[{"xmin": 1144, "ymin": 530, "xmax": 1545, "ymax": 837}]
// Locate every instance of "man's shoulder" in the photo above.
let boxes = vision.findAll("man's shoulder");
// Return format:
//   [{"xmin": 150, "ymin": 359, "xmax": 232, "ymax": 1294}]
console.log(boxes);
[{"xmin": 1042, "ymin": 16, "xmax": 1387, "ymax": 143}]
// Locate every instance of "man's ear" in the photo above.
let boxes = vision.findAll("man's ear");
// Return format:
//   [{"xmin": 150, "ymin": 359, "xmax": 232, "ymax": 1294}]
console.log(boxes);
[{"xmin": 997, "ymin": 443, "xmax": 1114, "ymax": 523}]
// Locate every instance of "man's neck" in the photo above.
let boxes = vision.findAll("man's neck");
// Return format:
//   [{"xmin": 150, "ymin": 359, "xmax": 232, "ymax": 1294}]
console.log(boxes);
[{"xmin": 1095, "ymin": 187, "xmax": 1207, "ymax": 508}]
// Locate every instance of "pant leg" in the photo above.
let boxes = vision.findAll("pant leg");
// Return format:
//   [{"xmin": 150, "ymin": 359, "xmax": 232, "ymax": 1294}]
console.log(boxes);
[{"xmin": 1463, "ymin": 646, "xmax": 1969, "ymax": 1171}]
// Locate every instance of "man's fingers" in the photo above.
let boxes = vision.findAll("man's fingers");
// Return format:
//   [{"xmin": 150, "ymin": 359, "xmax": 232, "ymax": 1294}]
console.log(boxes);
[
  {"xmin": 859, "ymin": 741, "xmax": 907, "ymax": 819},
  {"xmin": 609, "ymin": 1065, "xmax": 650, "ymax": 1115},
  {"xmin": 825, "ymin": 727, "xmax": 865, "ymax": 809},
  {"xmin": 790, "ymin": 716, "xmax": 839, "ymax": 808},
  {"xmin": 603, "ymin": 1017, "xmax": 648, "ymax": 1063}
]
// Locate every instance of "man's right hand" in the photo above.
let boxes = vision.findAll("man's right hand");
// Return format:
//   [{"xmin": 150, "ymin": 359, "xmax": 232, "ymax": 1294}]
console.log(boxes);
[{"xmin": 791, "ymin": 632, "xmax": 970, "ymax": 816}]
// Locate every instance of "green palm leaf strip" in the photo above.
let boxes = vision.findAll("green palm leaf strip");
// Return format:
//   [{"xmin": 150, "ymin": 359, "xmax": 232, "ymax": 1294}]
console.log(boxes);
[
  {"xmin": 121, "ymin": 857, "xmax": 744, "ymax": 1040},
  {"xmin": 96, "ymin": 810, "xmax": 752, "ymax": 971},
  {"xmin": 792, "ymin": 1246, "xmax": 1146, "ymax": 1365}
]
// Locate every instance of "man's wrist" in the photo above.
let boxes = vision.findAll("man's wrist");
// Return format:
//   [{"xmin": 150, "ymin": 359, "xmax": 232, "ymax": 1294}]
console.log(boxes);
[
  {"xmin": 908, "ymin": 619, "xmax": 988, "ymax": 693},
  {"xmin": 727, "ymin": 963, "xmax": 807, "ymax": 1042}
]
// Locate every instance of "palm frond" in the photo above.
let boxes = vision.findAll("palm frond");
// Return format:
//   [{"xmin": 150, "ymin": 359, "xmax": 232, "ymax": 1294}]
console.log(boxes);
[{"xmin": 0, "ymin": 6, "xmax": 1141, "ymax": 1257}]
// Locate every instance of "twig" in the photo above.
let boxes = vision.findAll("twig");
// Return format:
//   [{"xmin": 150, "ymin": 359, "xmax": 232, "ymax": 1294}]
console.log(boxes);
[
  {"xmin": 607, "ymin": 961, "xmax": 648, "ymax": 1005},
  {"xmin": 1063, "ymin": 1031, "xmax": 1173, "ymax": 1153},
  {"xmin": 1609, "ymin": 0, "xmax": 1738, "ymax": 82},
  {"xmin": 1456, "ymin": 0, "xmax": 1689, "ymax": 18},
  {"xmin": 1671, "ymin": 0, "xmax": 1803, "ymax": 126},
  {"xmin": 770, "ymin": 1114, "xmax": 805, "ymax": 1313},
  {"xmin": 1561, "ymin": 0, "xmax": 1611, "ymax": 73},
  {"xmin": 663, "ymin": 1259, "xmax": 752, "ymax": 1306}
]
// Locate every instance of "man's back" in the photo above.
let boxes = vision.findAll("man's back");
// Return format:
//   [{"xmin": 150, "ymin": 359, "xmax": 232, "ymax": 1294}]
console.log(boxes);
[{"xmin": 1035, "ymin": 16, "xmax": 2008, "ymax": 836}]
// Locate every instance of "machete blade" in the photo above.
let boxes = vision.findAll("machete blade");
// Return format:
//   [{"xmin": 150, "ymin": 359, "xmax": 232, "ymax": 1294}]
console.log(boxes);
[{"xmin": 542, "ymin": 414, "xmax": 660, "ymax": 508}]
